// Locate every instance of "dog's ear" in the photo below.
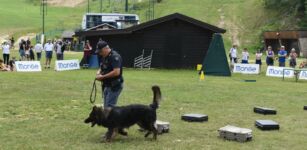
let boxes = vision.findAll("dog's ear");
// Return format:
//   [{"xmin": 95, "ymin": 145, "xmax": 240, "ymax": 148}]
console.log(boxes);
[
  {"xmin": 93, "ymin": 105, "xmax": 104, "ymax": 112},
  {"xmin": 103, "ymin": 107, "xmax": 112, "ymax": 118},
  {"xmin": 93, "ymin": 105, "xmax": 100, "ymax": 111}
]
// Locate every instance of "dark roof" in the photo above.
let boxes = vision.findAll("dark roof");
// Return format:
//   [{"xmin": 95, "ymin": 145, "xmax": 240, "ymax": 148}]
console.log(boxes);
[
  {"xmin": 263, "ymin": 30, "xmax": 307, "ymax": 39},
  {"xmin": 128, "ymin": 13, "xmax": 226, "ymax": 33},
  {"xmin": 85, "ymin": 23, "xmax": 117, "ymax": 31},
  {"xmin": 76, "ymin": 13, "xmax": 226, "ymax": 36}
]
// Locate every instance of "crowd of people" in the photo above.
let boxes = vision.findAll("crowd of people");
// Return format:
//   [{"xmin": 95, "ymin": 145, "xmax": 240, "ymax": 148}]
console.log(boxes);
[
  {"xmin": 2, "ymin": 38, "xmax": 307, "ymax": 72},
  {"xmin": 229, "ymin": 45, "xmax": 307, "ymax": 69},
  {"xmin": 1, "ymin": 38, "xmax": 67, "ymax": 71}
]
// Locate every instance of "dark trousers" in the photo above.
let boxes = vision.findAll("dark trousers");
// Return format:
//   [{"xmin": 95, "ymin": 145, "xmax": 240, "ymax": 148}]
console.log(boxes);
[
  {"xmin": 56, "ymin": 53, "xmax": 64, "ymax": 60},
  {"xmin": 279, "ymin": 62, "xmax": 286, "ymax": 67},
  {"xmin": 84, "ymin": 55, "xmax": 90, "ymax": 65},
  {"xmin": 37, "ymin": 53, "xmax": 42, "ymax": 61},
  {"xmin": 3, "ymin": 54, "xmax": 10, "ymax": 65},
  {"xmin": 230, "ymin": 57, "xmax": 238, "ymax": 63}
]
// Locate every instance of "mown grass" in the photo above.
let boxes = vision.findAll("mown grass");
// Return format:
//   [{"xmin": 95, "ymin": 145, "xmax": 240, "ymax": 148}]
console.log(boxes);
[{"xmin": 1, "ymin": 52, "xmax": 307, "ymax": 150}]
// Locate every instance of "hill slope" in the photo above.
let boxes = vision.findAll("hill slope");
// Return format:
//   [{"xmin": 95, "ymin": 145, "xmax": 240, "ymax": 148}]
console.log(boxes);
[{"xmin": 0, "ymin": 0, "xmax": 300, "ymax": 50}]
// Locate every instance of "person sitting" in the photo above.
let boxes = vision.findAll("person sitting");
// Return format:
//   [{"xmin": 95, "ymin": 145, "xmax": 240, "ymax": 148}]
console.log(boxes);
[
  {"xmin": 9, "ymin": 57, "xmax": 16, "ymax": 71},
  {"xmin": 299, "ymin": 60, "xmax": 307, "ymax": 69},
  {"xmin": 289, "ymin": 48, "xmax": 297, "ymax": 68},
  {"xmin": 241, "ymin": 48, "xmax": 249, "ymax": 64},
  {"xmin": 0, "ymin": 59, "xmax": 9, "ymax": 71}
]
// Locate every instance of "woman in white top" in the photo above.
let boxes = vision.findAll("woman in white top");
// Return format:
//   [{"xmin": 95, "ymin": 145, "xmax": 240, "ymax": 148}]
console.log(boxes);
[
  {"xmin": 2, "ymin": 41, "xmax": 10, "ymax": 65},
  {"xmin": 241, "ymin": 48, "xmax": 249, "ymax": 64}
]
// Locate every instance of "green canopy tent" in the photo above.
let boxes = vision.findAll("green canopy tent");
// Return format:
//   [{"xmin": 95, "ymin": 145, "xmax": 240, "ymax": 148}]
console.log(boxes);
[{"xmin": 202, "ymin": 33, "xmax": 231, "ymax": 76}]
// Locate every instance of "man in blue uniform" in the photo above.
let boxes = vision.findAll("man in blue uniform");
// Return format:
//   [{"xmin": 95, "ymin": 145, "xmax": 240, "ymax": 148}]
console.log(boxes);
[
  {"xmin": 95, "ymin": 40, "xmax": 123, "ymax": 108},
  {"xmin": 278, "ymin": 46, "xmax": 287, "ymax": 67}
]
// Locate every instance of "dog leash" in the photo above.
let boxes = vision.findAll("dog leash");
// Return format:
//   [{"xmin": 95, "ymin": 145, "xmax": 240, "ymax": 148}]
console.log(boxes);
[{"xmin": 90, "ymin": 79, "xmax": 97, "ymax": 104}]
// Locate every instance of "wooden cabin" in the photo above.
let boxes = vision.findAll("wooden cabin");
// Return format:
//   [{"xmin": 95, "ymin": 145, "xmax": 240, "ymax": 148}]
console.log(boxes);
[{"xmin": 76, "ymin": 13, "xmax": 226, "ymax": 68}]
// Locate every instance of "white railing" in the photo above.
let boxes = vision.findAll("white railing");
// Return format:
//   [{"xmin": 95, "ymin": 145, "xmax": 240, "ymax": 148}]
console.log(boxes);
[
  {"xmin": 134, "ymin": 49, "xmax": 144, "ymax": 68},
  {"xmin": 143, "ymin": 50, "xmax": 153, "ymax": 69},
  {"xmin": 134, "ymin": 50, "xmax": 153, "ymax": 69}
]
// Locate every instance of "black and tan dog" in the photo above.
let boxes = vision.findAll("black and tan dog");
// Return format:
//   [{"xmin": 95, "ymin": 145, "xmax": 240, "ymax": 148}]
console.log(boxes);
[{"xmin": 84, "ymin": 86, "xmax": 162, "ymax": 142}]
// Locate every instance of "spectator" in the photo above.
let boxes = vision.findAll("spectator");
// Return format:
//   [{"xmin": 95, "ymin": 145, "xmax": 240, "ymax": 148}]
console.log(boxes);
[
  {"xmin": 241, "ymin": 48, "xmax": 249, "ymax": 64},
  {"xmin": 266, "ymin": 46, "xmax": 274, "ymax": 66},
  {"xmin": 229, "ymin": 45, "xmax": 238, "ymax": 64},
  {"xmin": 61, "ymin": 41, "xmax": 67, "ymax": 59},
  {"xmin": 26, "ymin": 38, "xmax": 31, "ymax": 49},
  {"xmin": 255, "ymin": 50, "xmax": 263, "ymax": 67},
  {"xmin": 278, "ymin": 46, "xmax": 287, "ymax": 67},
  {"xmin": 2, "ymin": 41, "xmax": 10, "ymax": 65},
  {"xmin": 25, "ymin": 38, "xmax": 31, "ymax": 61},
  {"xmin": 34, "ymin": 42, "xmax": 43, "ymax": 61},
  {"xmin": 44, "ymin": 40, "xmax": 54, "ymax": 69},
  {"xmin": 25, "ymin": 47, "xmax": 30, "ymax": 61},
  {"xmin": 9, "ymin": 57, "xmax": 16, "ymax": 71},
  {"xmin": 19, "ymin": 39, "xmax": 26, "ymax": 61},
  {"xmin": 65, "ymin": 40, "xmax": 71, "ymax": 51},
  {"xmin": 29, "ymin": 46, "xmax": 35, "ymax": 61},
  {"xmin": 83, "ymin": 40, "xmax": 92, "ymax": 68},
  {"xmin": 56, "ymin": 41, "xmax": 64, "ymax": 60},
  {"xmin": 289, "ymin": 48, "xmax": 297, "ymax": 68}
]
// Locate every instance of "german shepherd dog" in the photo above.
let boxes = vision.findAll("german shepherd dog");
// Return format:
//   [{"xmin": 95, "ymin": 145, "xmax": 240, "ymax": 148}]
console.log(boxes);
[{"xmin": 84, "ymin": 86, "xmax": 162, "ymax": 142}]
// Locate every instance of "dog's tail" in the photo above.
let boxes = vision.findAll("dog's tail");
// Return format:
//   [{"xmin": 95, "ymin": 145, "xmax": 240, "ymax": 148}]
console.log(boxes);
[{"xmin": 150, "ymin": 85, "xmax": 162, "ymax": 110}]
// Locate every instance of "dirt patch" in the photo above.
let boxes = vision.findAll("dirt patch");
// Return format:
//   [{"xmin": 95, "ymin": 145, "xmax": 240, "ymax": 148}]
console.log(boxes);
[
  {"xmin": 227, "ymin": 22, "xmax": 240, "ymax": 46},
  {"xmin": 48, "ymin": 0, "xmax": 86, "ymax": 7},
  {"xmin": 218, "ymin": 8, "xmax": 240, "ymax": 46},
  {"xmin": 217, "ymin": 8, "xmax": 225, "ymax": 28}
]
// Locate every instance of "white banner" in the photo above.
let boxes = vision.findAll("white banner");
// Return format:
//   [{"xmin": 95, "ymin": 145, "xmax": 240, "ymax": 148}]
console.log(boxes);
[
  {"xmin": 15, "ymin": 61, "xmax": 42, "ymax": 72},
  {"xmin": 266, "ymin": 66, "xmax": 294, "ymax": 78},
  {"xmin": 299, "ymin": 70, "xmax": 307, "ymax": 80},
  {"xmin": 55, "ymin": 60, "xmax": 80, "ymax": 71},
  {"xmin": 233, "ymin": 64, "xmax": 260, "ymax": 74}
]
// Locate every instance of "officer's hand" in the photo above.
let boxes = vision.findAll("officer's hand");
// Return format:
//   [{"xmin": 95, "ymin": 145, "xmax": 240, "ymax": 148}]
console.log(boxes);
[{"xmin": 95, "ymin": 74, "xmax": 104, "ymax": 81}]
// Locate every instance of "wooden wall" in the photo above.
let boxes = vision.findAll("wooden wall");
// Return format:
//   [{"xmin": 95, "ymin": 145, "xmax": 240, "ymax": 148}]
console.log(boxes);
[{"xmin": 86, "ymin": 19, "xmax": 214, "ymax": 68}]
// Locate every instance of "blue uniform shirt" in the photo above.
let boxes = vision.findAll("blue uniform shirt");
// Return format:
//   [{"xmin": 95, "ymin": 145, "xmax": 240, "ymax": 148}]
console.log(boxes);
[
  {"xmin": 100, "ymin": 50, "xmax": 123, "ymax": 87},
  {"xmin": 278, "ymin": 50, "xmax": 287, "ymax": 63}
]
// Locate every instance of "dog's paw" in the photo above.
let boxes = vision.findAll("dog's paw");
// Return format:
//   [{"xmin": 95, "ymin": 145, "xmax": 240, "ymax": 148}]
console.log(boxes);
[{"xmin": 100, "ymin": 137, "xmax": 112, "ymax": 143}]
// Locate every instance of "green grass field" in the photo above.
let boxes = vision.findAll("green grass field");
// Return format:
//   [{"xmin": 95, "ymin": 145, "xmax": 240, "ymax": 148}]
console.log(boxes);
[
  {"xmin": 1, "ymin": 52, "xmax": 307, "ymax": 150},
  {"xmin": 0, "ymin": 0, "xmax": 289, "ymax": 51}
]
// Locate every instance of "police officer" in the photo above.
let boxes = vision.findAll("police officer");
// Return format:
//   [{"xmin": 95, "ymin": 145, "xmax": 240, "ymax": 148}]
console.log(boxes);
[{"xmin": 95, "ymin": 40, "xmax": 123, "ymax": 108}]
